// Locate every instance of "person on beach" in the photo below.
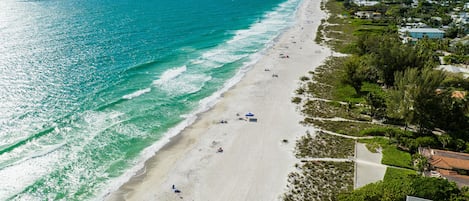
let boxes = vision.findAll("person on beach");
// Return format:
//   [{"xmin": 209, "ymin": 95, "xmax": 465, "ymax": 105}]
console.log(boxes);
[
  {"xmin": 172, "ymin": 184, "xmax": 181, "ymax": 193},
  {"xmin": 172, "ymin": 185, "xmax": 181, "ymax": 193},
  {"xmin": 217, "ymin": 147, "xmax": 223, "ymax": 153}
]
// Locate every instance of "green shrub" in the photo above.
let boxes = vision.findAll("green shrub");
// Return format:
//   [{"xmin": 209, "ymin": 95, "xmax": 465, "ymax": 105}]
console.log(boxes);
[
  {"xmin": 295, "ymin": 87, "xmax": 305, "ymax": 95},
  {"xmin": 384, "ymin": 167, "xmax": 416, "ymax": 182},
  {"xmin": 310, "ymin": 120, "xmax": 382, "ymax": 136},
  {"xmin": 359, "ymin": 127, "xmax": 412, "ymax": 137},
  {"xmin": 414, "ymin": 136, "xmax": 438, "ymax": 148},
  {"xmin": 327, "ymin": 101, "xmax": 343, "ymax": 108},
  {"xmin": 359, "ymin": 127, "xmax": 391, "ymax": 136},
  {"xmin": 361, "ymin": 82, "xmax": 385, "ymax": 96},
  {"xmin": 291, "ymin": 97, "xmax": 302, "ymax": 104},
  {"xmin": 300, "ymin": 76, "xmax": 310, "ymax": 81},
  {"xmin": 334, "ymin": 85, "xmax": 358, "ymax": 100}
]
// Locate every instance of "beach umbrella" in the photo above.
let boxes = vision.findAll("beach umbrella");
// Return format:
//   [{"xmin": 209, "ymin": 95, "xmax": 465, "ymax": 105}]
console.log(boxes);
[{"xmin": 245, "ymin": 112, "xmax": 254, "ymax": 117}]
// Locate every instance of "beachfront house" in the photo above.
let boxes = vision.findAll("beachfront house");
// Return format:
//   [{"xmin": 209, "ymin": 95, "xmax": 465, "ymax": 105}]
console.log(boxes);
[
  {"xmin": 438, "ymin": 65, "xmax": 469, "ymax": 78},
  {"xmin": 456, "ymin": 12, "xmax": 469, "ymax": 25},
  {"xmin": 400, "ymin": 28, "xmax": 445, "ymax": 39},
  {"xmin": 399, "ymin": 28, "xmax": 445, "ymax": 43},
  {"xmin": 354, "ymin": 11, "xmax": 381, "ymax": 19},
  {"xmin": 352, "ymin": 0, "xmax": 380, "ymax": 6},
  {"xmin": 403, "ymin": 22, "xmax": 429, "ymax": 29},
  {"xmin": 420, "ymin": 148, "xmax": 469, "ymax": 187}
]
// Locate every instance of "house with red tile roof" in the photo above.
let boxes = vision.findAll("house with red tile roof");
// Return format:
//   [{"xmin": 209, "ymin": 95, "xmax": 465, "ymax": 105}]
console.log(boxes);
[
  {"xmin": 420, "ymin": 148, "xmax": 469, "ymax": 187},
  {"xmin": 451, "ymin": 91, "xmax": 467, "ymax": 99}
]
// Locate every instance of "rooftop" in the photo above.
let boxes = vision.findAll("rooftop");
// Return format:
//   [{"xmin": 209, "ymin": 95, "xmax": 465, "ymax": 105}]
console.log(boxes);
[
  {"xmin": 421, "ymin": 148, "xmax": 469, "ymax": 187},
  {"xmin": 452, "ymin": 91, "xmax": 467, "ymax": 99},
  {"xmin": 430, "ymin": 149, "xmax": 469, "ymax": 171},
  {"xmin": 353, "ymin": 0, "xmax": 380, "ymax": 6},
  {"xmin": 399, "ymin": 28, "xmax": 445, "ymax": 33}
]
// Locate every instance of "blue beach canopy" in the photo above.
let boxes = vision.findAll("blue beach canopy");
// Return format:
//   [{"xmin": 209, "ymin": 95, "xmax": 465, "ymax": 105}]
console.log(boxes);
[{"xmin": 245, "ymin": 112, "xmax": 254, "ymax": 117}]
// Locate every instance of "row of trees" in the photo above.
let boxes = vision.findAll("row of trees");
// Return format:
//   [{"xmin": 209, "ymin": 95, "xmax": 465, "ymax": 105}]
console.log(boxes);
[
  {"xmin": 343, "ymin": 0, "xmax": 469, "ymax": 39},
  {"xmin": 350, "ymin": 34, "xmax": 438, "ymax": 86},
  {"xmin": 338, "ymin": 174, "xmax": 469, "ymax": 201},
  {"xmin": 445, "ymin": 42, "xmax": 469, "ymax": 64},
  {"xmin": 342, "ymin": 0, "xmax": 463, "ymax": 27},
  {"xmin": 330, "ymin": 1, "xmax": 469, "ymax": 200},
  {"xmin": 341, "ymin": 33, "xmax": 469, "ymax": 151}
]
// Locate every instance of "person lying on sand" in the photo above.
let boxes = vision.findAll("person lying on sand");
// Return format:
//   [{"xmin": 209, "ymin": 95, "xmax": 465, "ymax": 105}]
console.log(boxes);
[{"xmin": 217, "ymin": 147, "xmax": 223, "ymax": 153}]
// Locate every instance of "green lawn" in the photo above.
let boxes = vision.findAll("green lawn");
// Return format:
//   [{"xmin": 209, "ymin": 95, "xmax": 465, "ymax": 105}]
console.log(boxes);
[
  {"xmin": 382, "ymin": 147, "xmax": 413, "ymax": 169},
  {"xmin": 333, "ymin": 84, "xmax": 365, "ymax": 103},
  {"xmin": 384, "ymin": 167, "xmax": 417, "ymax": 182},
  {"xmin": 359, "ymin": 138, "xmax": 413, "ymax": 169}
]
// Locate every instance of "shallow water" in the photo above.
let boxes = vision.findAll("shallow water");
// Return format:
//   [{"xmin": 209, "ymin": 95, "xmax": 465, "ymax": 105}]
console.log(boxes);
[{"xmin": 0, "ymin": 0, "xmax": 301, "ymax": 199}]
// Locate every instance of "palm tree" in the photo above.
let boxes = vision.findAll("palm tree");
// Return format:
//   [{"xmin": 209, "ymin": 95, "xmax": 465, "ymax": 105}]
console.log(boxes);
[
  {"xmin": 438, "ymin": 134, "xmax": 452, "ymax": 149},
  {"xmin": 387, "ymin": 67, "xmax": 446, "ymax": 132}
]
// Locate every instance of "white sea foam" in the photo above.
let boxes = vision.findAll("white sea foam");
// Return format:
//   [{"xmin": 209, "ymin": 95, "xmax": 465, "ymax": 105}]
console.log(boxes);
[
  {"xmin": 0, "ymin": 110, "xmax": 127, "ymax": 200},
  {"xmin": 190, "ymin": 58, "xmax": 224, "ymax": 69},
  {"xmin": 0, "ymin": 147, "xmax": 62, "ymax": 200},
  {"xmin": 204, "ymin": 51, "xmax": 248, "ymax": 64},
  {"xmin": 96, "ymin": 0, "xmax": 301, "ymax": 199},
  {"xmin": 159, "ymin": 73, "xmax": 212, "ymax": 95},
  {"xmin": 122, "ymin": 88, "xmax": 151, "ymax": 100},
  {"xmin": 195, "ymin": 0, "xmax": 297, "ymax": 70},
  {"xmin": 190, "ymin": 59, "xmax": 204, "ymax": 65},
  {"xmin": 2, "ymin": 0, "xmax": 302, "ymax": 199},
  {"xmin": 227, "ymin": 4, "xmax": 294, "ymax": 46},
  {"xmin": 0, "ymin": 142, "xmax": 66, "ymax": 170},
  {"xmin": 152, "ymin": 65, "xmax": 187, "ymax": 85},
  {"xmin": 96, "ymin": 50, "xmax": 268, "ymax": 201}
]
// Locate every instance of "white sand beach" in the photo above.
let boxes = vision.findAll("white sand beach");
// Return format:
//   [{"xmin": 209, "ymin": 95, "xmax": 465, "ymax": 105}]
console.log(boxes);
[{"xmin": 106, "ymin": 0, "xmax": 330, "ymax": 200}]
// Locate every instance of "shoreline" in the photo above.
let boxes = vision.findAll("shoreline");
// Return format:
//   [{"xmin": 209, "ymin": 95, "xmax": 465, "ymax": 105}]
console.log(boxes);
[{"xmin": 106, "ymin": 0, "xmax": 330, "ymax": 200}]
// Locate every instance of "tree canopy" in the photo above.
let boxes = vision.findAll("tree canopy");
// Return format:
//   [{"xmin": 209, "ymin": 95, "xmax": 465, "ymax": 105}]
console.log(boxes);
[
  {"xmin": 387, "ymin": 67, "xmax": 446, "ymax": 132},
  {"xmin": 338, "ymin": 175, "xmax": 466, "ymax": 201}
]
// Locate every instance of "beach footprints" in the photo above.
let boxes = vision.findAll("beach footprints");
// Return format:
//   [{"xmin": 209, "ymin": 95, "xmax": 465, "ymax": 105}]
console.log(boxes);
[
  {"xmin": 210, "ymin": 141, "xmax": 224, "ymax": 153},
  {"xmin": 211, "ymin": 140, "xmax": 219, "ymax": 148}
]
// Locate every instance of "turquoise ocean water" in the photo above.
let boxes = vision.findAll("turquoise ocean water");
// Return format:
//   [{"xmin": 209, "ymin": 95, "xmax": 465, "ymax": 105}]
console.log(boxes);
[{"xmin": 0, "ymin": 0, "xmax": 301, "ymax": 200}]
